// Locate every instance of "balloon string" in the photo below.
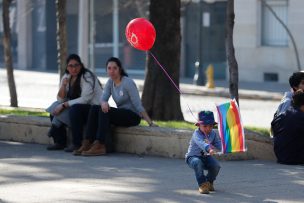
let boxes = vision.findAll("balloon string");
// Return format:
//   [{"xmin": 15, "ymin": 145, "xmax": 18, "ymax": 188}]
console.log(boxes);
[
  {"xmin": 149, "ymin": 51, "xmax": 197, "ymax": 121},
  {"xmin": 149, "ymin": 51, "xmax": 182, "ymax": 94}
]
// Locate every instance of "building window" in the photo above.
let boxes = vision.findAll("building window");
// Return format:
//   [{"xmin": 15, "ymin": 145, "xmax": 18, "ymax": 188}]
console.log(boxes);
[
  {"xmin": 261, "ymin": 0, "xmax": 288, "ymax": 46},
  {"xmin": 93, "ymin": 0, "xmax": 149, "ymax": 72}
]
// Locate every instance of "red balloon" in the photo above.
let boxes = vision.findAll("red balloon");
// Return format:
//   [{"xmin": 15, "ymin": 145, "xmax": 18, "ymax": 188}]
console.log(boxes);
[{"xmin": 125, "ymin": 18, "xmax": 156, "ymax": 51}]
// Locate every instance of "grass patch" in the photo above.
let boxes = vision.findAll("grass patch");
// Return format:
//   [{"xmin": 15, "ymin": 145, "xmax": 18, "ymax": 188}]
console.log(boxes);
[
  {"xmin": 141, "ymin": 120, "xmax": 270, "ymax": 137},
  {"xmin": 140, "ymin": 120, "xmax": 196, "ymax": 130},
  {"xmin": 0, "ymin": 108, "xmax": 49, "ymax": 117},
  {"xmin": 244, "ymin": 126, "xmax": 271, "ymax": 137}
]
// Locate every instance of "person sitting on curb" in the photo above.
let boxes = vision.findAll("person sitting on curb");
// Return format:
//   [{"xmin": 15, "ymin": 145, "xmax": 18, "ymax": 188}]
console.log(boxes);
[
  {"xmin": 271, "ymin": 90, "xmax": 304, "ymax": 165},
  {"xmin": 46, "ymin": 54, "xmax": 103, "ymax": 151},
  {"xmin": 73, "ymin": 57, "xmax": 157, "ymax": 156},
  {"xmin": 274, "ymin": 71, "xmax": 304, "ymax": 117},
  {"xmin": 185, "ymin": 110, "xmax": 222, "ymax": 194}
]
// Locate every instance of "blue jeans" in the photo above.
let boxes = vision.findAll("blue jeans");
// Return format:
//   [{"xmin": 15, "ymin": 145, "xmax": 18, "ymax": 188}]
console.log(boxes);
[{"xmin": 186, "ymin": 156, "xmax": 221, "ymax": 186}]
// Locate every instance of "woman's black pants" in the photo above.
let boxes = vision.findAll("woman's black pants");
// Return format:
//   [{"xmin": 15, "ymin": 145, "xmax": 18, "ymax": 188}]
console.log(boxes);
[
  {"xmin": 85, "ymin": 105, "xmax": 141, "ymax": 149},
  {"xmin": 69, "ymin": 104, "xmax": 91, "ymax": 147}
]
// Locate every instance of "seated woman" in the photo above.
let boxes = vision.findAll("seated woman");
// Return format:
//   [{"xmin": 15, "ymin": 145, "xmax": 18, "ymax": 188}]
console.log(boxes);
[
  {"xmin": 74, "ymin": 57, "xmax": 156, "ymax": 156},
  {"xmin": 46, "ymin": 54, "xmax": 103, "ymax": 151},
  {"xmin": 271, "ymin": 90, "xmax": 304, "ymax": 165}
]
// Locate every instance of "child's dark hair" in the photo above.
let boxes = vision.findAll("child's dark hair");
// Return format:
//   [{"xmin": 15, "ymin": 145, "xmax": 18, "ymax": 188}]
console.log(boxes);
[
  {"xmin": 106, "ymin": 57, "xmax": 128, "ymax": 77},
  {"xmin": 292, "ymin": 90, "xmax": 304, "ymax": 108},
  {"xmin": 289, "ymin": 72, "xmax": 304, "ymax": 91}
]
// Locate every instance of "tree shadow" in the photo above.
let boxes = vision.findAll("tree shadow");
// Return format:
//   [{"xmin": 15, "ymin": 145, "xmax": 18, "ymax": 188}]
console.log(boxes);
[{"xmin": 0, "ymin": 141, "xmax": 303, "ymax": 202}]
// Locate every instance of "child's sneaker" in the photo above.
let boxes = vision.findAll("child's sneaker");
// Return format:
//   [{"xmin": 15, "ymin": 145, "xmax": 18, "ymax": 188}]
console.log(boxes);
[
  {"xmin": 209, "ymin": 182, "xmax": 215, "ymax": 191},
  {"xmin": 198, "ymin": 182, "xmax": 210, "ymax": 194}
]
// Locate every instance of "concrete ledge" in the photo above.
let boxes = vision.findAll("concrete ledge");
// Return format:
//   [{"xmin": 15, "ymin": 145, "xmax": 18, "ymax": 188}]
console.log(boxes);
[
  {"xmin": 0, "ymin": 115, "xmax": 52, "ymax": 145},
  {"xmin": 0, "ymin": 115, "xmax": 276, "ymax": 161}
]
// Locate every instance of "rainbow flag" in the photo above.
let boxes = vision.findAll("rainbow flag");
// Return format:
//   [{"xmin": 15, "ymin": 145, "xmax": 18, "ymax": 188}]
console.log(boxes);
[{"xmin": 216, "ymin": 99, "xmax": 246, "ymax": 154}]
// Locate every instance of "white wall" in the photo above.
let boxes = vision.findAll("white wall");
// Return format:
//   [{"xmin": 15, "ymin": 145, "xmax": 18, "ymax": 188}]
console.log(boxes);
[
  {"xmin": 234, "ymin": 0, "xmax": 304, "ymax": 83},
  {"xmin": 289, "ymin": 0, "xmax": 304, "ymax": 68}
]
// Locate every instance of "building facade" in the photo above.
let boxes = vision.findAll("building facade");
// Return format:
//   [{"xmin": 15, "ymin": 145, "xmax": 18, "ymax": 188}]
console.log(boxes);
[
  {"xmin": 0, "ymin": 0, "xmax": 228, "ymax": 81},
  {"xmin": 235, "ymin": 0, "xmax": 304, "ymax": 83}
]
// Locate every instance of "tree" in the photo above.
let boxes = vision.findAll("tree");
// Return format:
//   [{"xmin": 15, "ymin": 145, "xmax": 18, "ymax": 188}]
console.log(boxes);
[
  {"xmin": 2, "ymin": 0, "xmax": 17, "ymax": 107},
  {"xmin": 225, "ymin": 0, "xmax": 239, "ymax": 105},
  {"xmin": 56, "ymin": 0, "xmax": 68, "ymax": 79},
  {"xmin": 142, "ymin": 0, "xmax": 183, "ymax": 121}
]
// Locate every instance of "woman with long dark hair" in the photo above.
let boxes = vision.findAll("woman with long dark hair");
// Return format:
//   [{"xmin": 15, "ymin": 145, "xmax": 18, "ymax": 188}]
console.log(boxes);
[
  {"xmin": 46, "ymin": 54, "xmax": 103, "ymax": 151},
  {"xmin": 73, "ymin": 57, "xmax": 156, "ymax": 156}
]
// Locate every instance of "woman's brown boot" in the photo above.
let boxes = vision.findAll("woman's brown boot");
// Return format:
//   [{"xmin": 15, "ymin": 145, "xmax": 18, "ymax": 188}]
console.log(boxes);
[
  {"xmin": 73, "ymin": 139, "xmax": 92, "ymax": 156},
  {"xmin": 81, "ymin": 140, "xmax": 106, "ymax": 156}
]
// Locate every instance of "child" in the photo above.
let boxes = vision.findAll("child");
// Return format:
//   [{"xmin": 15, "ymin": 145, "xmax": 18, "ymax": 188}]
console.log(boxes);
[{"xmin": 185, "ymin": 110, "xmax": 222, "ymax": 194}]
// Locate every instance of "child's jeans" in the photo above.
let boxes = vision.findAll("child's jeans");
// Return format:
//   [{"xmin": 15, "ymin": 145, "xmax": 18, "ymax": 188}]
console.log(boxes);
[{"xmin": 186, "ymin": 155, "xmax": 221, "ymax": 186}]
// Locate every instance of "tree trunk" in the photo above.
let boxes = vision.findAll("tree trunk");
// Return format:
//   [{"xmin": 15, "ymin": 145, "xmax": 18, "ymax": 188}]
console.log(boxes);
[
  {"xmin": 2, "ymin": 0, "xmax": 18, "ymax": 107},
  {"xmin": 142, "ymin": 0, "xmax": 183, "ymax": 121},
  {"xmin": 56, "ymin": 0, "xmax": 68, "ymax": 80},
  {"xmin": 225, "ymin": 0, "xmax": 239, "ymax": 105}
]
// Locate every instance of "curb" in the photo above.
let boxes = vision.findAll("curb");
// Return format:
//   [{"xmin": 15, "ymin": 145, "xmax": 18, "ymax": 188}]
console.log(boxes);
[
  {"xmin": 0, "ymin": 115, "xmax": 276, "ymax": 161},
  {"xmin": 133, "ymin": 82, "xmax": 283, "ymax": 101}
]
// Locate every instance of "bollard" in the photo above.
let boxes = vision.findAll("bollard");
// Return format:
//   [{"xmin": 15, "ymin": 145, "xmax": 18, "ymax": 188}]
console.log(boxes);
[{"xmin": 205, "ymin": 64, "xmax": 215, "ymax": 88}]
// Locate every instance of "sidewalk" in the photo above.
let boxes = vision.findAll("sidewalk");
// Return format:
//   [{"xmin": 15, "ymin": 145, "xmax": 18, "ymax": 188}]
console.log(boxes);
[
  {"xmin": 1, "ymin": 68, "xmax": 289, "ymax": 101},
  {"xmin": 0, "ymin": 141, "xmax": 303, "ymax": 203},
  {"xmin": 0, "ymin": 69, "xmax": 284, "ymax": 128},
  {"xmin": 0, "ymin": 70, "xmax": 302, "ymax": 203}
]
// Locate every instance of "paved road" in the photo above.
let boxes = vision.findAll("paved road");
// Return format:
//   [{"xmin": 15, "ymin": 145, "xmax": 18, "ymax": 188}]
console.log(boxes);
[
  {"xmin": 0, "ymin": 69, "xmax": 280, "ymax": 128},
  {"xmin": 0, "ymin": 141, "xmax": 304, "ymax": 203}
]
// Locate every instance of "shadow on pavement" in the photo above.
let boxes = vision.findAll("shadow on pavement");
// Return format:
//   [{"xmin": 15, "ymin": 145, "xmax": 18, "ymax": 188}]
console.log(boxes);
[{"xmin": 0, "ymin": 141, "xmax": 303, "ymax": 203}]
